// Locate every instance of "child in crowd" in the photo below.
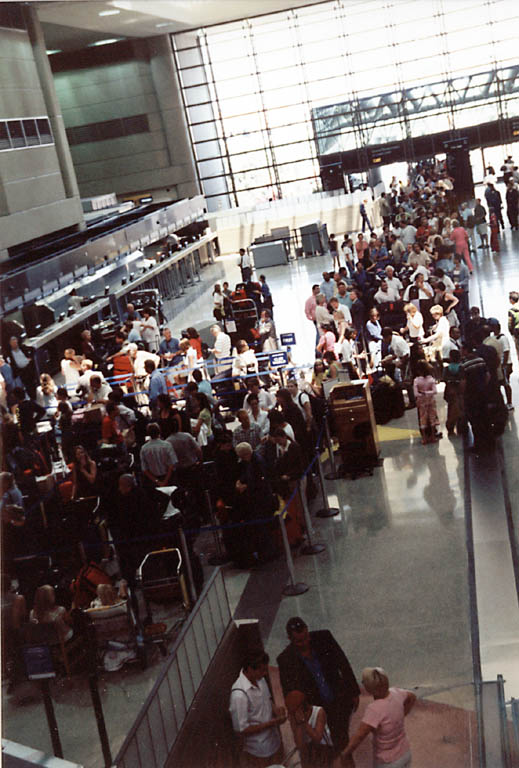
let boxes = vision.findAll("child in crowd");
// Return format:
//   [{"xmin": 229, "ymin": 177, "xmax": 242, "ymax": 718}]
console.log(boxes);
[
  {"xmin": 490, "ymin": 211, "xmax": 500, "ymax": 254},
  {"xmin": 413, "ymin": 360, "xmax": 440, "ymax": 444}
]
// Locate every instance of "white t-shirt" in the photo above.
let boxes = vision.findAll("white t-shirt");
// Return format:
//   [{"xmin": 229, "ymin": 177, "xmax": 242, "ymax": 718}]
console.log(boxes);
[
  {"xmin": 141, "ymin": 316, "xmax": 160, "ymax": 349},
  {"xmin": 229, "ymin": 671, "xmax": 281, "ymax": 759},
  {"xmin": 374, "ymin": 286, "xmax": 400, "ymax": 304}
]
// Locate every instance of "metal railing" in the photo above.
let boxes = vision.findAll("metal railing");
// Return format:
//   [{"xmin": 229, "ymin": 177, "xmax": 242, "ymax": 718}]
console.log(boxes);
[{"xmin": 113, "ymin": 567, "xmax": 232, "ymax": 768}]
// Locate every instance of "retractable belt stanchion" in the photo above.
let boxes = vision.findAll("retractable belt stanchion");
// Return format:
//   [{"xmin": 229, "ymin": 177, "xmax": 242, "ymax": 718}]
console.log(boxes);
[
  {"xmin": 278, "ymin": 511, "xmax": 309, "ymax": 596},
  {"xmin": 323, "ymin": 410, "xmax": 340, "ymax": 480},
  {"xmin": 299, "ymin": 472, "xmax": 325, "ymax": 555},
  {"xmin": 178, "ymin": 522, "xmax": 198, "ymax": 608},
  {"xmin": 315, "ymin": 442, "xmax": 339, "ymax": 518},
  {"xmin": 205, "ymin": 489, "xmax": 229, "ymax": 566}
]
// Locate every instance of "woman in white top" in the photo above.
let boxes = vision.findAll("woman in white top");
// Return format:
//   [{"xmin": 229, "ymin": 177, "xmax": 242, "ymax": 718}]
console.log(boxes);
[
  {"xmin": 232, "ymin": 340, "xmax": 259, "ymax": 379},
  {"xmin": 61, "ymin": 348, "xmax": 82, "ymax": 392},
  {"xmin": 36, "ymin": 373, "xmax": 58, "ymax": 418},
  {"xmin": 401, "ymin": 303, "xmax": 424, "ymax": 340},
  {"xmin": 212, "ymin": 283, "xmax": 225, "ymax": 321},
  {"xmin": 423, "ymin": 305, "xmax": 450, "ymax": 373},
  {"xmin": 179, "ymin": 338, "xmax": 198, "ymax": 382},
  {"xmin": 247, "ymin": 393, "xmax": 270, "ymax": 437},
  {"xmin": 286, "ymin": 690, "xmax": 335, "ymax": 768}
]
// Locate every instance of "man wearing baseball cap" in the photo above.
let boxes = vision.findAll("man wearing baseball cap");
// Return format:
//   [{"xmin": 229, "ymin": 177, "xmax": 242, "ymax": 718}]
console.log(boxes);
[{"xmin": 277, "ymin": 617, "xmax": 360, "ymax": 752}]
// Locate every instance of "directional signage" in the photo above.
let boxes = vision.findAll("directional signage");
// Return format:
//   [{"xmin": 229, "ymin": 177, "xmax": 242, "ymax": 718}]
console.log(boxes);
[
  {"xmin": 269, "ymin": 350, "xmax": 288, "ymax": 367},
  {"xmin": 280, "ymin": 332, "xmax": 296, "ymax": 346}
]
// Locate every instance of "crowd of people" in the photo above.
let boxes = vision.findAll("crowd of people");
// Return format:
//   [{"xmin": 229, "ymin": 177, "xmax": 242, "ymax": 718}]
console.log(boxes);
[
  {"xmin": 229, "ymin": 616, "xmax": 416, "ymax": 768},
  {"xmin": 305, "ymin": 158, "xmax": 517, "ymax": 447},
  {"xmin": 2, "ymin": 157, "xmax": 518, "ymax": 699}
]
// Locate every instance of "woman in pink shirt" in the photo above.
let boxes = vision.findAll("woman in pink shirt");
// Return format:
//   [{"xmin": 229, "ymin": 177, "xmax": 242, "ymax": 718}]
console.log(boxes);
[
  {"xmin": 450, "ymin": 219, "xmax": 473, "ymax": 272},
  {"xmin": 341, "ymin": 667, "xmax": 416, "ymax": 768}
]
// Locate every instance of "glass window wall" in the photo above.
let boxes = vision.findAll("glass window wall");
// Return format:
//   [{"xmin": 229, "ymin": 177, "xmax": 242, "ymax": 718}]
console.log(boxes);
[{"xmin": 173, "ymin": 0, "xmax": 519, "ymax": 210}]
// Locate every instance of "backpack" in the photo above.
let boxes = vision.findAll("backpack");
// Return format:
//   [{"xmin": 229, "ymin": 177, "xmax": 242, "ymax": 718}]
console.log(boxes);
[
  {"xmin": 509, "ymin": 307, "xmax": 519, "ymax": 338},
  {"xmin": 71, "ymin": 561, "xmax": 111, "ymax": 608}
]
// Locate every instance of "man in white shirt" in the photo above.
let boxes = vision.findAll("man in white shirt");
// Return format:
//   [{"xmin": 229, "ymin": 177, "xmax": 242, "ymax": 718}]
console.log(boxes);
[
  {"xmin": 140, "ymin": 422, "xmax": 178, "ymax": 487},
  {"xmin": 210, "ymin": 324, "xmax": 232, "ymax": 377},
  {"xmin": 408, "ymin": 263, "xmax": 430, "ymax": 283},
  {"xmin": 229, "ymin": 650, "xmax": 285, "ymax": 767},
  {"xmin": 374, "ymin": 280, "xmax": 400, "ymax": 304},
  {"xmin": 239, "ymin": 248, "xmax": 252, "ymax": 283},
  {"xmin": 243, "ymin": 379, "xmax": 275, "ymax": 413},
  {"xmin": 403, "ymin": 273, "xmax": 434, "ymax": 301},
  {"xmin": 400, "ymin": 222, "xmax": 417, "ymax": 247},
  {"xmin": 315, "ymin": 294, "xmax": 333, "ymax": 334},
  {"xmin": 409, "ymin": 242, "xmax": 429, "ymax": 267},
  {"xmin": 384, "ymin": 266, "xmax": 403, "ymax": 296},
  {"xmin": 389, "ymin": 234, "xmax": 405, "ymax": 265},
  {"xmin": 140, "ymin": 307, "xmax": 160, "ymax": 352}
]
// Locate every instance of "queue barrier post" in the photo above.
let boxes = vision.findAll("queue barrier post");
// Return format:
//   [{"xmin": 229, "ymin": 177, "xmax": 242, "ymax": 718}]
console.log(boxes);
[
  {"xmin": 315, "ymin": 446, "xmax": 339, "ymax": 518},
  {"xmin": 299, "ymin": 476, "xmax": 325, "ymax": 555},
  {"xmin": 278, "ymin": 511, "xmax": 309, "ymax": 596},
  {"xmin": 323, "ymin": 411, "xmax": 340, "ymax": 481},
  {"xmin": 205, "ymin": 489, "xmax": 229, "ymax": 566},
  {"xmin": 178, "ymin": 522, "xmax": 198, "ymax": 608}
]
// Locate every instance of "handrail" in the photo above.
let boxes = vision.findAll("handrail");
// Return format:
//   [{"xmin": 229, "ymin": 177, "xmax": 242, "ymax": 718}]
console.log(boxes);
[{"xmin": 113, "ymin": 567, "xmax": 232, "ymax": 768}]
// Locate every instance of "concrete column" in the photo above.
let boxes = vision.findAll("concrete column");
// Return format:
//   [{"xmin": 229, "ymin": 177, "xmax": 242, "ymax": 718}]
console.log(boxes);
[
  {"xmin": 22, "ymin": 4, "xmax": 84, "ymax": 216},
  {"xmin": 147, "ymin": 35, "xmax": 200, "ymax": 198}
]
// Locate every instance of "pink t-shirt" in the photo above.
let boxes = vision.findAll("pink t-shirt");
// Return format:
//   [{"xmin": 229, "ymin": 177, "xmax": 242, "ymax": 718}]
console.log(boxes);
[{"xmin": 362, "ymin": 688, "xmax": 410, "ymax": 764}]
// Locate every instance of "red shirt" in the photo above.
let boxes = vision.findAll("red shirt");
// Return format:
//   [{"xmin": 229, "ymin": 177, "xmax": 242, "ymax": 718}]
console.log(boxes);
[{"xmin": 102, "ymin": 415, "xmax": 123, "ymax": 444}]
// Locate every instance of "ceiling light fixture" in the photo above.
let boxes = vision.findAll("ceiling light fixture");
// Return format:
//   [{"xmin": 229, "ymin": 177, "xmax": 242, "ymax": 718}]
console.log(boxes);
[
  {"xmin": 46, "ymin": 49, "xmax": 61, "ymax": 55},
  {"xmin": 90, "ymin": 38, "xmax": 121, "ymax": 46},
  {"xmin": 155, "ymin": 22, "xmax": 172, "ymax": 27},
  {"xmin": 99, "ymin": 9, "xmax": 121, "ymax": 15}
]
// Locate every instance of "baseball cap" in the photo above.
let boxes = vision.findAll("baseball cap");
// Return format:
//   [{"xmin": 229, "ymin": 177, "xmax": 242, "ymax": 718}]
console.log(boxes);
[
  {"xmin": 286, "ymin": 617, "xmax": 307, "ymax": 634},
  {"xmin": 487, "ymin": 317, "xmax": 499, "ymax": 326}
]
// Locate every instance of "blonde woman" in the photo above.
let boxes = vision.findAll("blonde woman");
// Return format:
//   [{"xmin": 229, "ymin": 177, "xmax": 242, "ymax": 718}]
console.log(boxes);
[
  {"xmin": 30, "ymin": 585, "xmax": 73, "ymax": 643},
  {"xmin": 36, "ymin": 373, "xmax": 58, "ymax": 417},
  {"xmin": 401, "ymin": 303, "xmax": 424, "ymax": 341},
  {"xmin": 61, "ymin": 348, "xmax": 82, "ymax": 391},
  {"xmin": 341, "ymin": 667, "xmax": 416, "ymax": 768}
]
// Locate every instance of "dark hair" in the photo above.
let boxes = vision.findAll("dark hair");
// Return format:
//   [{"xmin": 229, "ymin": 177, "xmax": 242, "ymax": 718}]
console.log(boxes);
[
  {"xmin": 106, "ymin": 402, "xmax": 117, "ymax": 416},
  {"xmin": 56, "ymin": 387, "xmax": 68, "ymax": 399},
  {"xmin": 276, "ymin": 388, "xmax": 292, "ymax": 409},
  {"xmin": 323, "ymin": 351, "xmax": 337, "ymax": 363},
  {"xmin": 247, "ymin": 393, "xmax": 259, "ymax": 405},
  {"xmin": 271, "ymin": 426, "xmax": 287, "ymax": 439},
  {"xmin": 248, "ymin": 378, "xmax": 260, "ymax": 389},
  {"xmin": 186, "ymin": 327, "xmax": 199, "ymax": 339},
  {"xmin": 449, "ymin": 349, "xmax": 461, "ymax": 363},
  {"xmin": 243, "ymin": 650, "xmax": 269, "ymax": 671},
  {"xmin": 147, "ymin": 422, "xmax": 161, "ymax": 439},
  {"xmin": 12, "ymin": 386, "xmax": 26, "ymax": 401},
  {"xmin": 192, "ymin": 369, "xmax": 203, "ymax": 383},
  {"xmin": 416, "ymin": 360, "xmax": 432, "ymax": 377},
  {"xmin": 381, "ymin": 326, "xmax": 393, "ymax": 338},
  {"xmin": 194, "ymin": 392, "xmax": 211, "ymax": 411},
  {"xmin": 144, "ymin": 359, "xmax": 156, "ymax": 373}
]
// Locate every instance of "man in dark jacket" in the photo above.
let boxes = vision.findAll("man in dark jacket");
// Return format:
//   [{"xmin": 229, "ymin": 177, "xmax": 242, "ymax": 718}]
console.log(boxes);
[{"xmin": 277, "ymin": 617, "xmax": 360, "ymax": 751}]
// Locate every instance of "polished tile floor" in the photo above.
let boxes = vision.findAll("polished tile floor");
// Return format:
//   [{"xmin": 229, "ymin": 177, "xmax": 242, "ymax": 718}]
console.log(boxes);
[{"xmin": 4, "ymin": 206, "xmax": 519, "ymax": 766}]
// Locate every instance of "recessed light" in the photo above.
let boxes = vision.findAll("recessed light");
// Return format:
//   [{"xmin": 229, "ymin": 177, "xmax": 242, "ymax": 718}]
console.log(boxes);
[
  {"xmin": 46, "ymin": 49, "xmax": 61, "ymax": 55},
  {"xmin": 90, "ymin": 38, "xmax": 121, "ymax": 46},
  {"xmin": 155, "ymin": 22, "xmax": 172, "ymax": 27},
  {"xmin": 99, "ymin": 9, "xmax": 121, "ymax": 15}
]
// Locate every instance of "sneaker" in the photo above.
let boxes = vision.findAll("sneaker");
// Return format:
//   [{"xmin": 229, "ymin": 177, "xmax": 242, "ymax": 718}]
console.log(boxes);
[{"xmin": 506, "ymin": 403, "xmax": 514, "ymax": 411}]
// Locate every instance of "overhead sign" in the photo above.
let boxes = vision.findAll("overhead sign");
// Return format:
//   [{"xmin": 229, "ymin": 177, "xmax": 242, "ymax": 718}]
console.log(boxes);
[
  {"xmin": 269, "ymin": 351, "xmax": 288, "ymax": 367},
  {"xmin": 280, "ymin": 332, "xmax": 296, "ymax": 346}
]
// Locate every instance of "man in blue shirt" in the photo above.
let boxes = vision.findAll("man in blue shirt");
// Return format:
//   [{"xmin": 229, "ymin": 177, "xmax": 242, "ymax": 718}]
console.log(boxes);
[
  {"xmin": 144, "ymin": 359, "xmax": 168, "ymax": 410},
  {"xmin": 320, "ymin": 272, "xmax": 335, "ymax": 302},
  {"xmin": 159, "ymin": 327, "xmax": 181, "ymax": 367}
]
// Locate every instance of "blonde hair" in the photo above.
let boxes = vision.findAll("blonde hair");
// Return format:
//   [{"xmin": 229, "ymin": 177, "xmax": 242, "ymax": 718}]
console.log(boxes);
[
  {"xmin": 33, "ymin": 585, "xmax": 56, "ymax": 622},
  {"xmin": 96, "ymin": 584, "xmax": 118, "ymax": 606},
  {"xmin": 430, "ymin": 304, "xmax": 444, "ymax": 316},
  {"xmin": 362, "ymin": 666, "xmax": 389, "ymax": 695},
  {"xmin": 404, "ymin": 303, "xmax": 416, "ymax": 314},
  {"xmin": 179, "ymin": 338, "xmax": 191, "ymax": 352}
]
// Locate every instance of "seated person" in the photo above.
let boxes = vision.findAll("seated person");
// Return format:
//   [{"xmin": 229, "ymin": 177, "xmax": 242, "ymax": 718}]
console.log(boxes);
[
  {"xmin": 87, "ymin": 375, "xmax": 112, "ymax": 405},
  {"xmin": 89, "ymin": 582, "xmax": 128, "ymax": 611},
  {"xmin": 29, "ymin": 585, "xmax": 73, "ymax": 643}
]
